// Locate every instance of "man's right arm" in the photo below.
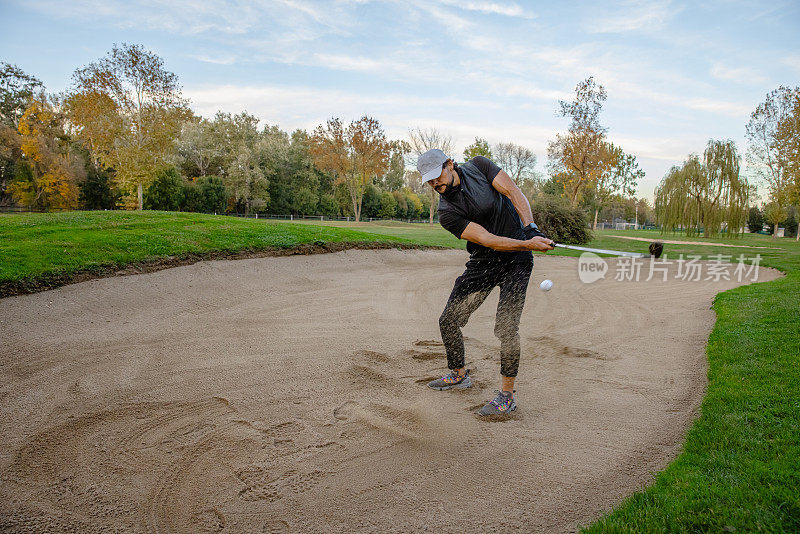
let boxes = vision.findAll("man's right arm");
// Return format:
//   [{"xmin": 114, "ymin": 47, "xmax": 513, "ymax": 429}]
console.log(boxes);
[{"xmin": 460, "ymin": 222, "xmax": 554, "ymax": 252}]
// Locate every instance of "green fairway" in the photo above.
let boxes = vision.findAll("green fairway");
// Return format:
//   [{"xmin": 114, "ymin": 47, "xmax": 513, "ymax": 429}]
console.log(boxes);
[{"xmin": 2, "ymin": 211, "xmax": 798, "ymax": 531}]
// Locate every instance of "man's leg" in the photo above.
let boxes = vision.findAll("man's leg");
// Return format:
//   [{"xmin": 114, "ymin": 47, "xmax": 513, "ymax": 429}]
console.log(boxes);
[
  {"xmin": 494, "ymin": 261, "xmax": 533, "ymax": 388},
  {"xmin": 439, "ymin": 266, "xmax": 494, "ymax": 373}
]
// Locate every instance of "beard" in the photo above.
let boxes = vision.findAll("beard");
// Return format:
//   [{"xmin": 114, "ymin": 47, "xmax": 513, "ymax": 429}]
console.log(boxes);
[
  {"xmin": 435, "ymin": 183, "xmax": 453, "ymax": 195},
  {"xmin": 435, "ymin": 173, "xmax": 456, "ymax": 195}
]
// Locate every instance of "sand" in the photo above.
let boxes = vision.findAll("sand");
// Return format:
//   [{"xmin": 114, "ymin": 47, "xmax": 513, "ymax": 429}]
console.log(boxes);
[{"xmin": 0, "ymin": 249, "xmax": 781, "ymax": 533}]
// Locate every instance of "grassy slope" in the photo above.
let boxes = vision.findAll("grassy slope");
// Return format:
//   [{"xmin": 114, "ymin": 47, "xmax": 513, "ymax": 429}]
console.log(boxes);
[
  {"xmin": 0, "ymin": 212, "xmax": 461, "ymax": 283},
  {"xmin": 2, "ymin": 213, "xmax": 798, "ymax": 531}
]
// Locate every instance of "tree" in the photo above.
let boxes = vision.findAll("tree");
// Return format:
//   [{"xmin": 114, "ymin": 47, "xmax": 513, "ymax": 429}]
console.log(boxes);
[
  {"xmin": 63, "ymin": 90, "xmax": 121, "ymax": 171},
  {"xmin": 590, "ymin": 142, "xmax": 642, "ymax": 230},
  {"xmin": 763, "ymin": 202, "xmax": 786, "ymax": 235},
  {"xmin": 547, "ymin": 77, "xmax": 608, "ymax": 208},
  {"xmin": 655, "ymin": 141, "xmax": 748, "ymax": 238},
  {"xmin": 209, "ymin": 112, "xmax": 277, "ymax": 215},
  {"xmin": 746, "ymin": 86, "xmax": 799, "ymax": 238},
  {"xmin": 408, "ymin": 127, "xmax": 453, "ymax": 223},
  {"xmin": 8, "ymin": 99, "xmax": 84, "ymax": 210},
  {"xmin": 0, "ymin": 62, "xmax": 44, "ymax": 128},
  {"xmin": 226, "ymin": 139, "xmax": 271, "ymax": 214},
  {"xmin": 1, "ymin": 63, "xmax": 44, "ymax": 204},
  {"xmin": 198, "ymin": 175, "xmax": 227, "ymax": 213},
  {"xmin": 704, "ymin": 139, "xmax": 748, "ymax": 236},
  {"xmin": 176, "ymin": 118, "xmax": 224, "ymax": 178},
  {"xmin": 776, "ymin": 89, "xmax": 800, "ymax": 239},
  {"xmin": 318, "ymin": 193, "xmax": 339, "ymax": 217},
  {"xmin": 463, "ymin": 137, "xmax": 492, "ymax": 160},
  {"xmin": 392, "ymin": 190, "xmax": 408, "ymax": 218},
  {"xmin": 143, "ymin": 167, "xmax": 183, "ymax": 211},
  {"xmin": 361, "ymin": 183, "xmax": 382, "ymax": 219},
  {"xmin": 747, "ymin": 206, "xmax": 764, "ymax": 233},
  {"xmin": 378, "ymin": 190, "xmax": 397, "ymax": 219},
  {"xmin": 310, "ymin": 116, "xmax": 389, "ymax": 222},
  {"xmin": 69, "ymin": 43, "xmax": 191, "ymax": 209},
  {"xmin": 494, "ymin": 142, "xmax": 539, "ymax": 194},
  {"xmin": 379, "ymin": 140, "xmax": 410, "ymax": 192},
  {"xmin": 79, "ymin": 164, "xmax": 118, "ymax": 210},
  {"xmin": 531, "ymin": 196, "xmax": 591, "ymax": 244},
  {"xmin": 285, "ymin": 129, "xmax": 321, "ymax": 215}
]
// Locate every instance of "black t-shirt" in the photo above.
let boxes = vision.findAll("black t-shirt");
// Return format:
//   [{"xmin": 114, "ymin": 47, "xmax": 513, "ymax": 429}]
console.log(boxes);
[{"xmin": 438, "ymin": 156, "xmax": 531, "ymax": 263}]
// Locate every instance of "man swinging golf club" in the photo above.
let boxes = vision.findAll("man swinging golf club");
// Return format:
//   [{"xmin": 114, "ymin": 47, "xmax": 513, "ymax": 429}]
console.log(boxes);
[{"xmin": 418, "ymin": 149, "xmax": 554, "ymax": 416}]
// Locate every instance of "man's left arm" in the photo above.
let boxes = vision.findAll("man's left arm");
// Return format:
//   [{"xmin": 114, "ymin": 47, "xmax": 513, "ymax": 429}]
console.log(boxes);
[{"xmin": 491, "ymin": 170, "xmax": 533, "ymax": 227}]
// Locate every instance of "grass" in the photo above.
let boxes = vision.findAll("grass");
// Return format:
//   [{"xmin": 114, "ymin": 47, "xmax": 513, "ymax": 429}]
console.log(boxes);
[
  {"xmin": 2, "ymin": 211, "xmax": 798, "ymax": 531},
  {"xmin": 580, "ymin": 230, "xmax": 800, "ymax": 533},
  {"xmin": 0, "ymin": 211, "xmax": 460, "ymax": 284}
]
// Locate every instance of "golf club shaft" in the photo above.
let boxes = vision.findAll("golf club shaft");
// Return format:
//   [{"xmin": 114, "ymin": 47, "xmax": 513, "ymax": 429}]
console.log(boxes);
[{"xmin": 552, "ymin": 243, "xmax": 648, "ymax": 258}]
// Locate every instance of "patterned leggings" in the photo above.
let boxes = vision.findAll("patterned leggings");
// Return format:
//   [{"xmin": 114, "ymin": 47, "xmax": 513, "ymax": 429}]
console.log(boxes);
[{"xmin": 439, "ymin": 259, "xmax": 533, "ymax": 378}]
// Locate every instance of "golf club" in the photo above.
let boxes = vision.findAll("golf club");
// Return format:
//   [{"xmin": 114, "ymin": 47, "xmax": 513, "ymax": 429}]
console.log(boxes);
[{"xmin": 551, "ymin": 241, "xmax": 664, "ymax": 258}]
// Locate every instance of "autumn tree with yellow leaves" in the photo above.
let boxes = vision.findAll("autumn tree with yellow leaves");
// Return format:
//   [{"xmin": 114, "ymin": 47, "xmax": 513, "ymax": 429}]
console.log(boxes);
[
  {"xmin": 547, "ymin": 77, "xmax": 641, "ymax": 222},
  {"xmin": 68, "ymin": 43, "xmax": 191, "ymax": 209},
  {"xmin": 8, "ymin": 99, "xmax": 85, "ymax": 210},
  {"xmin": 310, "ymin": 116, "xmax": 389, "ymax": 222}
]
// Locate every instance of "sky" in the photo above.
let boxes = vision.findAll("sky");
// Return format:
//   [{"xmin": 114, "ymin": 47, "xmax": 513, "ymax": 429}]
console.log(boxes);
[{"xmin": 1, "ymin": 0, "xmax": 799, "ymax": 201}]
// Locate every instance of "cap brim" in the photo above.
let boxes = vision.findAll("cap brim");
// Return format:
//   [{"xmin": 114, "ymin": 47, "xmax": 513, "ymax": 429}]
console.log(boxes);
[{"xmin": 421, "ymin": 167, "xmax": 442, "ymax": 182}]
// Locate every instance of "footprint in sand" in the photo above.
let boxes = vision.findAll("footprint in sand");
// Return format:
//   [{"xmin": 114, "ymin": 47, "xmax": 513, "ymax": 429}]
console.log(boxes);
[{"xmin": 263, "ymin": 519, "xmax": 290, "ymax": 533}]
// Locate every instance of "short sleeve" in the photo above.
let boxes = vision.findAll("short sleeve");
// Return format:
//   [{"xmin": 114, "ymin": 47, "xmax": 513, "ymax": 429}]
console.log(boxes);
[
  {"xmin": 438, "ymin": 208, "xmax": 470, "ymax": 239},
  {"xmin": 469, "ymin": 156, "xmax": 502, "ymax": 183}
]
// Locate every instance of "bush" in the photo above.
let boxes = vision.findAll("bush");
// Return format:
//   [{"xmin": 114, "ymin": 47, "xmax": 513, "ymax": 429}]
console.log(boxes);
[
  {"xmin": 293, "ymin": 187, "xmax": 318, "ymax": 215},
  {"xmin": 361, "ymin": 184, "xmax": 381, "ymax": 218},
  {"xmin": 377, "ymin": 191, "xmax": 396, "ymax": 218},
  {"xmin": 531, "ymin": 196, "xmax": 592, "ymax": 244},
  {"xmin": 392, "ymin": 190, "xmax": 408, "ymax": 218},
  {"xmin": 144, "ymin": 167, "xmax": 183, "ymax": 211},
  {"xmin": 785, "ymin": 206, "xmax": 798, "ymax": 238},
  {"xmin": 79, "ymin": 166, "xmax": 118, "ymax": 210},
  {"xmin": 318, "ymin": 193, "xmax": 339, "ymax": 217},
  {"xmin": 198, "ymin": 175, "xmax": 227, "ymax": 213},
  {"xmin": 182, "ymin": 181, "xmax": 205, "ymax": 212}
]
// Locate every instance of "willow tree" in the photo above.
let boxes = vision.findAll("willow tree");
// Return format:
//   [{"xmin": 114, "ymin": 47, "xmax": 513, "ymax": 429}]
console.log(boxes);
[{"xmin": 655, "ymin": 140, "xmax": 748, "ymax": 237}]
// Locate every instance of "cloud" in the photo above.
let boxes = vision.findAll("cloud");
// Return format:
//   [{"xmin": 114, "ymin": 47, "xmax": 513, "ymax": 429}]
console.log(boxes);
[
  {"xmin": 586, "ymin": 0, "xmax": 677, "ymax": 33},
  {"xmin": 312, "ymin": 53, "xmax": 385, "ymax": 72},
  {"xmin": 19, "ymin": 0, "xmax": 358, "ymax": 37},
  {"xmin": 191, "ymin": 54, "xmax": 238, "ymax": 65},
  {"xmin": 710, "ymin": 63, "xmax": 767, "ymax": 84},
  {"xmin": 782, "ymin": 54, "xmax": 800, "ymax": 75},
  {"xmin": 184, "ymin": 83, "xmax": 503, "ymax": 128},
  {"xmin": 437, "ymin": 0, "xmax": 536, "ymax": 19},
  {"xmin": 683, "ymin": 97, "xmax": 751, "ymax": 117}
]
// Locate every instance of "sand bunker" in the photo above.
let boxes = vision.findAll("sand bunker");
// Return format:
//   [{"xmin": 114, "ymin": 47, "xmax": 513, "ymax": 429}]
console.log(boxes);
[{"xmin": 0, "ymin": 250, "xmax": 780, "ymax": 533}]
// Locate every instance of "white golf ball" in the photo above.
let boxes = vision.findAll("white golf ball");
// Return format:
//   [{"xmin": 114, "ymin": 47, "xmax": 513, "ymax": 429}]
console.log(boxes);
[{"xmin": 539, "ymin": 279, "xmax": 553, "ymax": 291}]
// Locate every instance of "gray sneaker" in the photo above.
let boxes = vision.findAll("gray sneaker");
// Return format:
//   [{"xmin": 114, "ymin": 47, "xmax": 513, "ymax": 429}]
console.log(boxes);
[
  {"xmin": 478, "ymin": 390, "xmax": 516, "ymax": 416},
  {"xmin": 427, "ymin": 369, "xmax": 472, "ymax": 390}
]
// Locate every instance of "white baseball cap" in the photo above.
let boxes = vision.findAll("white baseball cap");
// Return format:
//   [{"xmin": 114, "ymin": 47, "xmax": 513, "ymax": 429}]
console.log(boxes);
[{"xmin": 417, "ymin": 149, "xmax": 449, "ymax": 182}]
